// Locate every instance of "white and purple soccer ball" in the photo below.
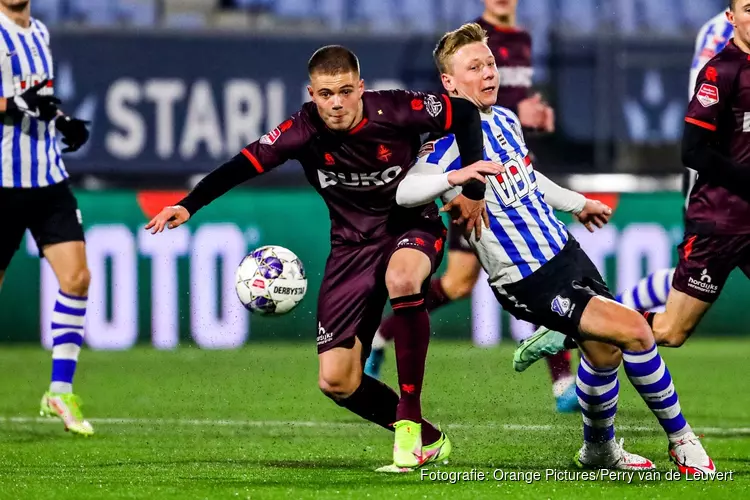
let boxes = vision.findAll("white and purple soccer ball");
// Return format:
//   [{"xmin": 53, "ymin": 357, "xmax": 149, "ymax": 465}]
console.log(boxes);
[{"xmin": 235, "ymin": 245, "xmax": 307, "ymax": 315}]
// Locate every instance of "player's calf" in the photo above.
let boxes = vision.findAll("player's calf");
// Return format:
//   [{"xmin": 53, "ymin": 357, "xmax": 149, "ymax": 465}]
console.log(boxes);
[{"xmin": 651, "ymin": 289, "xmax": 711, "ymax": 348}]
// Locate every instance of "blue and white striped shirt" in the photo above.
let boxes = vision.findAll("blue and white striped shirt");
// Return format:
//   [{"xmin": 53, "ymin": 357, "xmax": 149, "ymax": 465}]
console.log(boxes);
[
  {"xmin": 0, "ymin": 12, "xmax": 66, "ymax": 189},
  {"xmin": 410, "ymin": 106, "xmax": 569, "ymax": 288}
]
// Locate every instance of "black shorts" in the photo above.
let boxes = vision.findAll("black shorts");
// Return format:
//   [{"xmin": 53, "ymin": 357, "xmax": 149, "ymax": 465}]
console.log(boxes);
[
  {"xmin": 0, "ymin": 182, "xmax": 85, "ymax": 270},
  {"xmin": 316, "ymin": 220, "xmax": 446, "ymax": 355},
  {"xmin": 499, "ymin": 235, "xmax": 613, "ymax": 337}
]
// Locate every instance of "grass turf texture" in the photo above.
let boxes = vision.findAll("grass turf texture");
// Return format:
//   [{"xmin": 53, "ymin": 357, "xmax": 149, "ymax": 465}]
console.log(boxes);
[{"xmin": 0, "ymin": 339, "xmax": 749, "ymax": 499}]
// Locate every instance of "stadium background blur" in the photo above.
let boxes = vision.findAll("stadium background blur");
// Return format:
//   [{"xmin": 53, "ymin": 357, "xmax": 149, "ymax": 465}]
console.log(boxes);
[
  {"xmin": 4, "ymin": 0, "xmax": 742, "ymax": 350},
  {"xmin": 4, "ymin": 2, "xmax": 750, "ymax": 499}
]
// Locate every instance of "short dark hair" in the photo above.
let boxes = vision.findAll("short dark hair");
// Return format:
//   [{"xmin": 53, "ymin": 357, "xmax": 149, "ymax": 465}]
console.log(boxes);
[
  {"xmin": 730, "ymin": 0, "xmax": 737, "ymax": 10},
  {"xmin": 307, "ymin": 45, "xmax": 360, "ymax": 77}
]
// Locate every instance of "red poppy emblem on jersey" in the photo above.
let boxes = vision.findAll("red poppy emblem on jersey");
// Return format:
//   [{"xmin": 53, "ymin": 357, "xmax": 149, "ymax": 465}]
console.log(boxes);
[
  {"xmin": 696, "ymin": 83, "xmax": 719, "ymax": 108},
  {"xmin": 377, "ymin": 144, "xmax": 392, "ymax": 162},
  {"xmin": 411, "ymin": 99, "xmax": 424, "ymax": 111},
  {"xmin": 434, "ymin": 238, "xmax": 443, "ymax": 252},
  {"xmin": 705, "ymin": 66, "xmax": 718, "ymax": 83},
  {"xmin": 499, "ymin": 47, "xmax": 509, "ymax": 59},
  {"xmin": 324, "ymin": 153, "xmax": 335, "ymax": 166}
]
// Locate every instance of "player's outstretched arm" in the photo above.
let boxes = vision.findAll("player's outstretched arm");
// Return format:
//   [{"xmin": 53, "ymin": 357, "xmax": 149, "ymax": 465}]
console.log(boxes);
[{"xmin": 145, "ymin": 114, "xmax": 311, "ymax": 234}]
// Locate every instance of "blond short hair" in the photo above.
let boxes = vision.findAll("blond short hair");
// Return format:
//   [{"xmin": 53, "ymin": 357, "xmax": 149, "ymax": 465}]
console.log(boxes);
[{"xmin": 433, "ymin": 23, "xmax": 489, "ymax": 74}]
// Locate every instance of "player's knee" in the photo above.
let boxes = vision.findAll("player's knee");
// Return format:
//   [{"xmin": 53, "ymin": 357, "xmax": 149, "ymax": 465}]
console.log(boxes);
[
  {"xmin": 622, "ymin": 313, "xmax": 654, "ymax": 352},
  {"xmin": 385, "ymin": 267, "xmax": 422, "ymax": 298},
  {"xmin": 59, "ymin": 267, "xmax": 91, "ymax": 296},
  {"xmin": 318, "ymin": 372, "xmax": 359, "ymax": 401}
]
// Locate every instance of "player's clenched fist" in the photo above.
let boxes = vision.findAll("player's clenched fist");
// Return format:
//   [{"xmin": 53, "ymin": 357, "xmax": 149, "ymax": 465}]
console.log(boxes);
[{"xmin": 145, "ymin": 205, "xmax": 191, "ymax": 234}]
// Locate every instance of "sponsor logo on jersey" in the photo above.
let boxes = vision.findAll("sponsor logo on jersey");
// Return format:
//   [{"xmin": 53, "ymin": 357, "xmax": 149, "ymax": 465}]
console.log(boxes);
[
  {"xmin": 424, "ymin": 94, "xmax": 443, "ymax": 117},
  {"xmin": 317, "ymin": 166, "xmax": 402, "ymax": 188},
  {"xmin": 696, "ymin": 83, "xmax": 719, "ymax": 107}
]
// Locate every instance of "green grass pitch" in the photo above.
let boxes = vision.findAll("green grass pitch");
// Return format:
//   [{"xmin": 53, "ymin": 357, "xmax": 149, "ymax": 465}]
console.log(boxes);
[{"xmin": 0, "ymin": 339, "xmax": 748, "ymax": 499}]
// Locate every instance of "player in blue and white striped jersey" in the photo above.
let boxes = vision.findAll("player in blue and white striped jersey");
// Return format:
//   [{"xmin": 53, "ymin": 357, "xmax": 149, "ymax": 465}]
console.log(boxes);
[
  {"xmin": 0, "ymin": 0, "xmax": 92, "ymax": 436},
  {"xmin": 397, "ymin": 22, "xmax": 715, "ymax": 474},
  {"xmin": 403, "ymin": 106, "xmax": 574, "ymax": 289}
]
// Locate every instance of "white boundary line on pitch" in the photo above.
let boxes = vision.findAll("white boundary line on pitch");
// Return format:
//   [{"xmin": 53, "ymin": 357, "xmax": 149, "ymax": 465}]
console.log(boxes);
[{"xmin": 1, "ymin": 417, "xmax": 750, "ymax": 436}]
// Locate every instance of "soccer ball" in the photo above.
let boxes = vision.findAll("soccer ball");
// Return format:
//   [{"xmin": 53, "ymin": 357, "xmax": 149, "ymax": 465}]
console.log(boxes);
[{"xmin": 235, "ymin": 245, "xmax": 307, "ymax": 315}]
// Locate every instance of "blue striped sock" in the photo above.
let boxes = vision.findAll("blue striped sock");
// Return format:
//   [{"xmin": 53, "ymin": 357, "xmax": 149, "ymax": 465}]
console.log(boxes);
[
  {"xmin": 576, "ymin": 356, "xmax": 619, "ymax": 445},
  {"xmin": 50, "ymin": 291, "xmax": 86, "ymax": 394},
  {"xmin": 616, "ymin": 268, "xmax": 675, "ymax": 310},
  {"xmin": 623, "ymin": 344, "xmax": 690, "ymax": 439}
]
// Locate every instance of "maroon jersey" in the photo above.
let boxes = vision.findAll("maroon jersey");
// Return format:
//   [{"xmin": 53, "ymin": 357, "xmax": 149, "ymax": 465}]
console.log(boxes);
[
  {"xmin": 685, "ymin": 39, "xmax": 750, "ymax": 235},
  {"xmin": 476, "ymin": 18, "xmax": 533, "ymax": 110},
  {"xmin": 242, "ymin": 90, "xmax": 454, "ymax": 243}
]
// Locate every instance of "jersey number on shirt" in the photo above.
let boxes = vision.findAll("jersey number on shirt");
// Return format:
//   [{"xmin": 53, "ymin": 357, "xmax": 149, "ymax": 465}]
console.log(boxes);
[{"xmin": 488, "ymin": 156, "xmax": 538, "ymax": 208}]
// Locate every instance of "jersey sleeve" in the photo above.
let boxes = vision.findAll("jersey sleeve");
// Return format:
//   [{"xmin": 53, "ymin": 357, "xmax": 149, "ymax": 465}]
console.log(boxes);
[
  {"xmin": 240, "ymin": 111, "xmax": 313, "ymax": 173},
  {"xmin": 685, "ymin": 60, "xmax": 733, "ymax": 132},
  {"xmin": 379, "ymin": 90, "xmax": 453, "ymax": 134},
  {"xmin": 396, "ymin": 135, "xmax": 461, "ymax": 207}
]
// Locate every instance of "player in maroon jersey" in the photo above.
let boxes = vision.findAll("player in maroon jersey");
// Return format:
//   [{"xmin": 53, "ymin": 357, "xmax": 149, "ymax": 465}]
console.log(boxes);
[
  {"xmin": 366, "ymin": 0, "xmax": 579, "ymax": 414},
  {"xmin": 145, "ymin": 45, "xmax": 503, "ymax": 471},
  {"xmin": 645, "ymin": 1, "xmax": 750, "ymax": 353}
]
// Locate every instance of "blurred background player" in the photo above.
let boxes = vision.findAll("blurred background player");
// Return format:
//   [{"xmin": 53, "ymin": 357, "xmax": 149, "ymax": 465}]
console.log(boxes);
[
  {"xmin": 0, "ymin": 0, "xmax": 91, "ymax": 435},
  {"xmin": 365, "ymin": 0, "xmax": 579, "ymax": 414},
  {"xmin": 611, "ymin": 8, "xmax": 732, "ymax": 312}
]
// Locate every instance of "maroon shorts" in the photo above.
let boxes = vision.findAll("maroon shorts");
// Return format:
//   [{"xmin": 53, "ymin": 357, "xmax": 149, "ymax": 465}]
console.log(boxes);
[
  {"xmin": 316, "ymin": 222, "xmax": 446, "ymax": 354},
  {"xmin": 672, "ymin": 232, "xmax": 750, "ymax": 303}
]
